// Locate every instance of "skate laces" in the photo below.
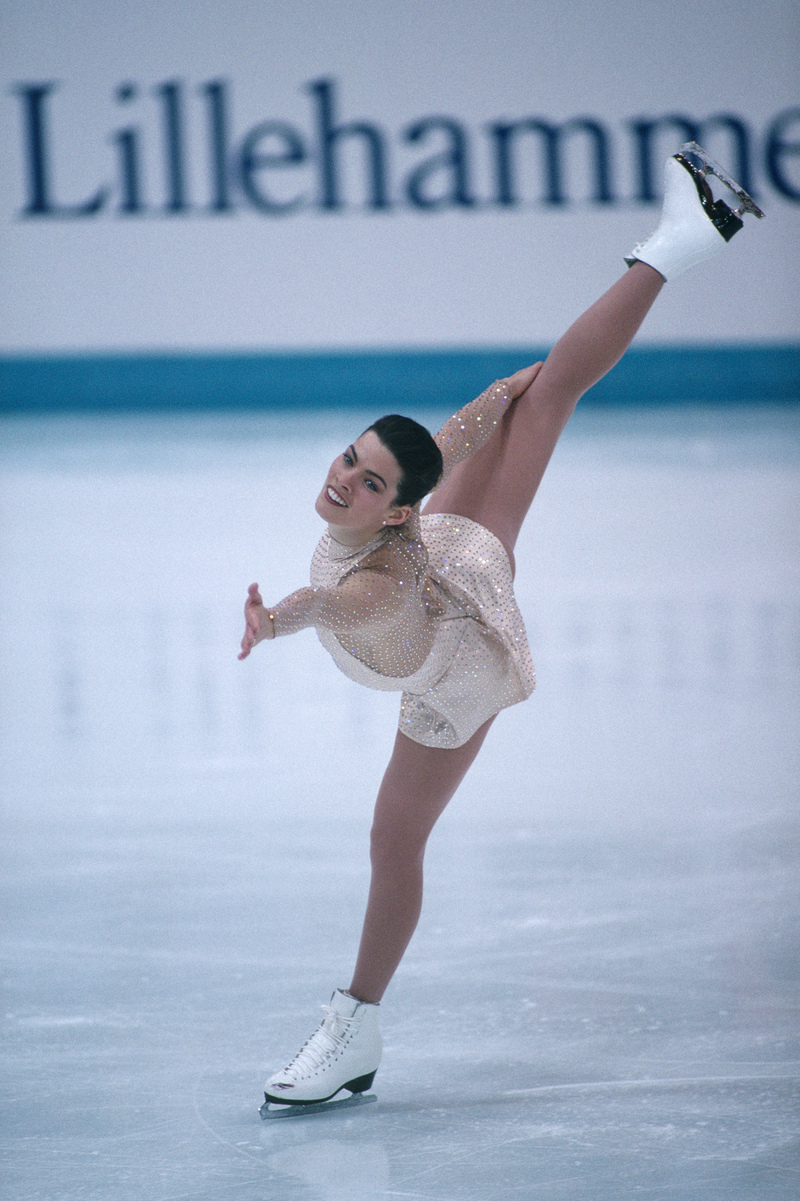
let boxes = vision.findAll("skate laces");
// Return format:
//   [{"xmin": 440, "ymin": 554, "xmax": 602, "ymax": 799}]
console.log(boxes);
[{"xmin": 280, "ymin": 1005, "xmax": 357, "ymax": 1080}]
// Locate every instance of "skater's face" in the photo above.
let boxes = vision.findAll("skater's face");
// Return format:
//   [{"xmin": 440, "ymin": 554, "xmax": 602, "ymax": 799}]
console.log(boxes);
[{"xmin": 315, "ymin": 430, "xmax": 411, "ymax": 543}]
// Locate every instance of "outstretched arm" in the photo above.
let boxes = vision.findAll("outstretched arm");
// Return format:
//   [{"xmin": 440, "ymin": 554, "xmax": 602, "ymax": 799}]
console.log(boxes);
[
  {"xmin": 238, "ymin": 569, "xmax": 406, "ymax": 659},
  {"xmin": 434, "ymin": 363, "xmax": 543, "ymax": 481}
]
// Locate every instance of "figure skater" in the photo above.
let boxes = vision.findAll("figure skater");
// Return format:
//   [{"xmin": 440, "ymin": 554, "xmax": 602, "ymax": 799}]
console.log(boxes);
[{"xmin": 238, "ymin": 145, "xmax": 763, "ymax": 1115}]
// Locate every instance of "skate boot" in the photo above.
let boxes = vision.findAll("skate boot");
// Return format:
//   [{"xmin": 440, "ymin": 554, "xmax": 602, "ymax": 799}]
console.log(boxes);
[
  {"xmin": 625, "ymin": 141, "xmax": 764, "ymax": 280},
  {"xmin": 261, "ymin": 989, "xmax": 382, "ymax": 1116}
]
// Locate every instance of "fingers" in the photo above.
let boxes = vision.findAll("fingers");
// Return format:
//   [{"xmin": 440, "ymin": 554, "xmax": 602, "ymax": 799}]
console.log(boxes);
[
  {"xmin": 506, "ymin": 362, "xmax": 544, "ymax": 400},
  {"xmin": 239, "ymin": 623, "xmax": 256, "ymax": 659},
  {"xmin": 238, "ymin": 623, "xmax": 258, "ymax": 659},
  {"xmin": 239, "ymin": 582, "xmax": 262, "ymax": 659},
  {"xmin": 521, "ymin": 362, "xmax": 544, "ymax": 388}
]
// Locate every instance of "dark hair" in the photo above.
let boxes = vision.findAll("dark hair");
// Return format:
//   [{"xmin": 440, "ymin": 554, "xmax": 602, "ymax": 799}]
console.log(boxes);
[{"xmin": 365, "ymin": 414, "xmax": 444, "ymax": 507}]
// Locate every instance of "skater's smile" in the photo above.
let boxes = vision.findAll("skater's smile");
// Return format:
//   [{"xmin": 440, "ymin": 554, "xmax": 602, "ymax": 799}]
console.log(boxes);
[{"xmin": 315, "ymin": 430, "xmax": 410, "ymax": 544}]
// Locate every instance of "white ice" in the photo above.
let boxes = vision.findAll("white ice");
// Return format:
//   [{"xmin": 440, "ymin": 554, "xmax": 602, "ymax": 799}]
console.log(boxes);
[{"xmin": 1, "ymin": 405, "xmax": 798, "ymax": 1200}]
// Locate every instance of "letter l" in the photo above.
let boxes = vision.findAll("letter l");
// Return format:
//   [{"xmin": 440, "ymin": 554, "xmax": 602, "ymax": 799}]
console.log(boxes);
[{"xmin": 15, "ymin": 83, "xmax": 107, "ymax": 216}]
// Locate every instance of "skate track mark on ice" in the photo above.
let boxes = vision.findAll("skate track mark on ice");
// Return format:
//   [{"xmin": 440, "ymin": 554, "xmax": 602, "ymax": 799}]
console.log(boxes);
[
  {"xmin": 191, "ymin": 1069, "xmax": 264, "ymax": 1163},
  {"xmin": 502, "ymin": 1071, "xmax": 800, "ymax": 1099}
]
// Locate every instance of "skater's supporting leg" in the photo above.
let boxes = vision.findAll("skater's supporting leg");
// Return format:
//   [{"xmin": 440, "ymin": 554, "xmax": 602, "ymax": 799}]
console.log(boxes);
[
  {"xmin": 424, "ymin": 262, "xmax": 664, "ymax": 565},
  {"xmin": 348, "ymin": 719, "xmax": 494, "ymax": 1004}
]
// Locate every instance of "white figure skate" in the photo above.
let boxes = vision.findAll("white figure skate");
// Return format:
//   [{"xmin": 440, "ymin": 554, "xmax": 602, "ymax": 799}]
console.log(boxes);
[
  {"xmin": 259, "ymin": 989, "xmax": 382, "ymax": 1119},
  {"xmin": 625, "ymin": 141, "xmax": 764, "ymax": 280}
]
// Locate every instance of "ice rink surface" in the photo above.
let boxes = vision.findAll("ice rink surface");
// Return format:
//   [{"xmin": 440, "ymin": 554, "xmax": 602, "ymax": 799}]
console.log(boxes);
[{"xmin": 2, "ymin": 403, "xmax": 799, "ymax": 1200}]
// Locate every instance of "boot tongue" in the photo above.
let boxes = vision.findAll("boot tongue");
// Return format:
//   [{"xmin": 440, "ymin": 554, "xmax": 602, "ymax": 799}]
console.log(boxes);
[{"xmin": 329, "ymin": 988, "xmax": 361, "ymax": 1018}]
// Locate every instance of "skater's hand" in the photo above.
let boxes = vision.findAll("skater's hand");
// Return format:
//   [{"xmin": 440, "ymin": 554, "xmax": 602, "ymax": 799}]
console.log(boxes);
[
  {"xmin": 504, "ymin": 362, "xmax": 544, "ymax": 400},
  {"xmin": 238, "ymin": 583, "xmax": 274, "ymax": 659}
]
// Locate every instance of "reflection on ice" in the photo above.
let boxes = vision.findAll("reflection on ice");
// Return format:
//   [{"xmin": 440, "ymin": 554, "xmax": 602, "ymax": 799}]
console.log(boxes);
[{"xmin": 266, "ymin": 1135, "xmax": 390, "ymax": 1200}]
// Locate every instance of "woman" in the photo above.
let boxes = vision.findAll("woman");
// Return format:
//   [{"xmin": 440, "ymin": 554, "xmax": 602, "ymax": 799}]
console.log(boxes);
[{"xmin": 239, "ymin": 145, "xmax": 762, "ymax": 1112}]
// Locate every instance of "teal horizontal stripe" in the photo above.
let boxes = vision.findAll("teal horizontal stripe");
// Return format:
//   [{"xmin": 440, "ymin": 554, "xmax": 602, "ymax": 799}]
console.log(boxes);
[{"xmin": 1, "ymin": 345, "xmax": 798, "ymax": 412}]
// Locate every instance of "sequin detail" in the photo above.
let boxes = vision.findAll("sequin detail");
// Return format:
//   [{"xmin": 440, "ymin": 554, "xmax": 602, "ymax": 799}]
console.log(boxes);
[
  {"xmin": 270, "ymin": 381, "xmax": 536, "ymax": 748},
  {"xmin": 314, "ymin": 514, "xmax": 534, "ymax": 747}
]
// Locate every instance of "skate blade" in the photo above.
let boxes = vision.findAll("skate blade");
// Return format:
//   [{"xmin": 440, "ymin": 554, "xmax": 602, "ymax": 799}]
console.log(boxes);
[
  {"xmin": 259, "ymin": 1092, "xmax": 377, "ymax": 1120},
  {"xmin": 679, "ymin": 142, "xmax": 765, "ymax": 219}
]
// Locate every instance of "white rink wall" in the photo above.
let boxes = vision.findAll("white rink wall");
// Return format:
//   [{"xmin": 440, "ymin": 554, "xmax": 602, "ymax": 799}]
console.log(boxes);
[{"xmin": 1, "ymin": 0, "xmax": 798, "ymax": 355}]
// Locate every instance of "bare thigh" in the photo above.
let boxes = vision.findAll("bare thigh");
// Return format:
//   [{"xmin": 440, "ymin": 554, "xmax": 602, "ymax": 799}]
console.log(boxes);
[
  {"xmin": 371, "ymin": 719, "xmax": 495, "ymax": 856},
  {"xmin": 422, "ymin": 263, "xmax": 664, "ymax": 563},
  {"xmin": 422, "ymin": 376, "xmax": 571, "ymax": 570}
]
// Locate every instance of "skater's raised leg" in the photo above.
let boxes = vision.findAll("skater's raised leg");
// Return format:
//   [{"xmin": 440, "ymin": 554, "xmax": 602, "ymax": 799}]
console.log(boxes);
[
  {"xmin": 425, "ymin": 142, "xmax": 763, "ymax": 566},
  {"xmin": 424, "ymin": 262, "xmax": 664, "ymax": 566}
]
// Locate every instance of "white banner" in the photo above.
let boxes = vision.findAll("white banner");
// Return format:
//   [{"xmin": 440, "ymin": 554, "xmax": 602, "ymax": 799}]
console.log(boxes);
[{"xmin": 2, "ymin": 0, "xmax": 798, "ymax": 352}]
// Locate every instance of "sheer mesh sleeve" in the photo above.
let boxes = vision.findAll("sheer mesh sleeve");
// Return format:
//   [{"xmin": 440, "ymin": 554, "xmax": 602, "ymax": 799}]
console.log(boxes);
[
  {"xmin": 269, "ymin": 568, "xmax": 408, "ymax": 638},
  {"xmin": 434, "ymin": 380, "xmax": 512, "ymax": 481}
]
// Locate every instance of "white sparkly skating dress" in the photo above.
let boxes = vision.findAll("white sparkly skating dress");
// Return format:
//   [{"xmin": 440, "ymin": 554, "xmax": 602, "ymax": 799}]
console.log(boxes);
[{"xmin": 270, "ymin": 382, "xmax": 536, "ymax": 749}]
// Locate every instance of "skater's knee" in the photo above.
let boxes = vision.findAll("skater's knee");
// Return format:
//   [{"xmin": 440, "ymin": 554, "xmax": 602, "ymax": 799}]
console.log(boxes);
[{"xmin": 369, "ymin": 818, "xmax": 426, "ymax": 874}]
